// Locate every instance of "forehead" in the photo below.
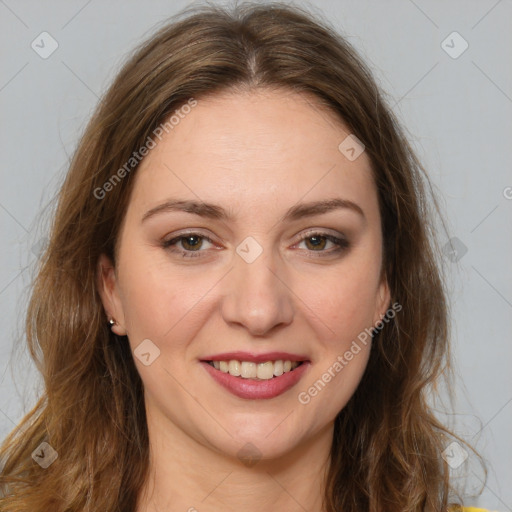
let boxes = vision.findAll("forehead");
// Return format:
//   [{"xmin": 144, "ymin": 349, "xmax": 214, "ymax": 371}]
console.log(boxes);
[{"xmin": 130, "ymin": 88, "xmax": 377, "ymax": 221}]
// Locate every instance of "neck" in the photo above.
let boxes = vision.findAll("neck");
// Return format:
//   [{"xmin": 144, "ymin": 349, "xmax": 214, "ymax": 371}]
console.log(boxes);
[{"xmin": 136, "ymin": 410, "xmax": 333, "ymax": 512}]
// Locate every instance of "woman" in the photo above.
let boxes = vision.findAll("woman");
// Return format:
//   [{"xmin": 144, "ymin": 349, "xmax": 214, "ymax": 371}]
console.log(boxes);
[{"xmin": 0, "ymin": 2, "xmax": 485, "ymax": 511}]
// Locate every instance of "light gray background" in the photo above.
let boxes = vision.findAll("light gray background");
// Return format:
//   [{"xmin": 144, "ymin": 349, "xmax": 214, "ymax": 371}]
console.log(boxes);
[{"xmin": 1, "ymin": 0, "xmax": 511, "ymax": 509}]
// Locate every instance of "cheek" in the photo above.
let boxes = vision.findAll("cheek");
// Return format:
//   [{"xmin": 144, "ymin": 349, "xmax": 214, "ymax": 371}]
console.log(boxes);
[
  {"xmin": 294, "ymin": 262, "xmax": 380, "ymax": 346},
  {"xmin": 116, "ymin": 245, "xmax": 221, "ymax": 343},
  {"xmin": 295, "ymin": 332, "xmax": 371, "ymax": 428},
  {"xmin": 300, "ymin": 257, "xmax": 379, "ymax": 414}
]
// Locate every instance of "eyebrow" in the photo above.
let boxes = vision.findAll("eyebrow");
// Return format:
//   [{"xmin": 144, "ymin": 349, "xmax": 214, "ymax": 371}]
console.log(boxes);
[{"xmin": 141, "ymin": 197, "xmax": 365, "ymax": 224}]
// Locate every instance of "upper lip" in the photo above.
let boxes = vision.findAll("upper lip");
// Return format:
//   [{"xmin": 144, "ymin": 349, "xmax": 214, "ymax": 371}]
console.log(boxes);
[{"xmin": 201, "ymin": 351, "xmax": 310, "ymax": 363}]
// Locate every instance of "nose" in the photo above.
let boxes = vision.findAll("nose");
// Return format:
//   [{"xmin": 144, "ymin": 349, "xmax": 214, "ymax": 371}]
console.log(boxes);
[{"xmin": 220, "ymin": 248, "xmax": 294, "ymax": 337}]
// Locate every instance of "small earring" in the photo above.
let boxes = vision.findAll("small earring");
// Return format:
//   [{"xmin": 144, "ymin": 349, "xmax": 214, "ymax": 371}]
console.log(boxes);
[{"xmin": 109, "ymin": 318, "xmax": 116, "ymax": 327}]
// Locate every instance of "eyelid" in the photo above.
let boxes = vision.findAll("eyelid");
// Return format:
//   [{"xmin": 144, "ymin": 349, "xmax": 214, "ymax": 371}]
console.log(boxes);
[
  {"xmin": 161, "ymin": 228, "xmax": 350, "ymax": 260},
  {"xmin": 162, "ymin": 228, "xmax": 346, "ymax": 246},
  {"xmin": 162, "ymin": 228, "xmax": 217, "ymax": 243},
  {"xmin": 291, "ymin": 230, "xmax": 349, "ymax": 256},
  {"xmin": 292, "ymin": 227, "xmax": 346, "ymax": 243}
]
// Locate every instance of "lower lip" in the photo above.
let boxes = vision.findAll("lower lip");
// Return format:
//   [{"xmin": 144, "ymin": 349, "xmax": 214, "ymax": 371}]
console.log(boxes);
[{"xmin": 201, "ymin": 361, "xmax": 310, "ymax": 400}]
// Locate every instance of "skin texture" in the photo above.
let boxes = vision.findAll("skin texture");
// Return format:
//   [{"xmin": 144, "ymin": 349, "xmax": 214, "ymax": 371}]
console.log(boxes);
[{"xmin": 98, "ymin": 88, "xmax": 391, "ymax": 512}]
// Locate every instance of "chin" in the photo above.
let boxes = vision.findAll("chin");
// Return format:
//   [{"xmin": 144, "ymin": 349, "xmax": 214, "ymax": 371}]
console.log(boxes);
[{"xmin": 201, "ymin": 414, "xmax": 311, "ymax": 463}]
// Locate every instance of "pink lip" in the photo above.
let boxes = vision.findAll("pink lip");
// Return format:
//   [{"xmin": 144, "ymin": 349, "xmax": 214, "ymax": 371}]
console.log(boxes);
[
  {"xmin": 201, "ymin": 351, "xmax": 309, "ymax": 363},
  {"xmin": 200, "ymin": 360, "xmax": 311, "ymax": 400}
]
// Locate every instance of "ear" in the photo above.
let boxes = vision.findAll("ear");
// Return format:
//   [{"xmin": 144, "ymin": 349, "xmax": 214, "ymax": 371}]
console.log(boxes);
[
  {"xmin": 372, "ymin": 272, "xmax": 391, "ymax": 327},
  {"xmin": 96, "ymin": 253, "xmax": 127, "ymax": 336}
]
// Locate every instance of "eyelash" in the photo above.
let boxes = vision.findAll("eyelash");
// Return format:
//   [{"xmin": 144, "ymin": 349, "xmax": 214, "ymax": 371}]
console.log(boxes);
[{"xmin": 161, "ymin": 231, "xmax": 350, "ymax": 259}]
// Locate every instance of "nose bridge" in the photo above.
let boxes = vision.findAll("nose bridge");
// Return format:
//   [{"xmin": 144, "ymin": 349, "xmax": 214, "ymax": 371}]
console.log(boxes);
[{"xmin": 221, "ymin": 241, "xmax": 294, "ymax": 335}]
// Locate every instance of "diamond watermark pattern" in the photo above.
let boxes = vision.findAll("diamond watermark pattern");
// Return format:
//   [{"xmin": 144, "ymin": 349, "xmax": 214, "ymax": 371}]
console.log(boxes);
[
  {"xmin": 338, "ymin": 134, "xmax": 365, "ymax": 161},
  {"xmin": 134, "ymin": 338, "xmax": 161, "ymax": 366},
  {"xmin": 31, "ymin": 236, "xmax": 48, "ymax": 258},
  {"xmin": 442, "ymin": 236, "xmax": 468, "ymax": 262},
  {"xmin": 441, "ymin": 31, "xmax": 468, "ymax": 59},
  {"xmin": 31, "ymin": 32, "xmax": 59, "ymax": 59},
  {"xmin": 31, "ymin": 441, "xmax": 58, "ymax": 468},
  {"xmin": 236, "ymin": 236, "xmax": 263, "ymax": 264},
  {"xmin": 442, "ymin": 441, "xmax": 469, "ymax": 469},
  {"xmin": 237, "ymin": 442, "xmax": 262, "ymax": 467}
]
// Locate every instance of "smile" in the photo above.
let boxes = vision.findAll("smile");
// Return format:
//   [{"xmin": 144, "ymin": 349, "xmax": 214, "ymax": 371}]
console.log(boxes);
[
  {"xmin": 201, "ymin": 358, "xmax": 310, "ymax": 400},
  {"xmin": 207, "ymin": 359, "xmax": 303, "ymax": 380}
]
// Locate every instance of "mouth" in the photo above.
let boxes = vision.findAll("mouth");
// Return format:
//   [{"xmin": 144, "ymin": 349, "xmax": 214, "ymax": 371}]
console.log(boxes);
[
  {"xmin": 200, "ymin": 357, "xmax": 311, "ymax": 400},
  {"xmin": 204, "ymin": 359, "xmax": 305, "ymax": 380}
]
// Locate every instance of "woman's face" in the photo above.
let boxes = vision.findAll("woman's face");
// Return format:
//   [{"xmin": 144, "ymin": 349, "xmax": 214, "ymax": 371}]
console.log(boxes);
[{"xmin": 99, "ymin": 88, "xmax": 390, "ymax": 461}]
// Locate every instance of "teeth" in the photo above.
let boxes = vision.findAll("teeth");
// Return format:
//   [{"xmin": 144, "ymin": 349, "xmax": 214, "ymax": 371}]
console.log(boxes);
[
  {"xmin": 228, "ymin": 360, "xmax": 241, "ymax": 376},
  {"xmin": 257, "ymin": 361, "xmax": 274, "ymax": 380},
  {"xmin": 273, "ymin": 360, "xmax": 284, "ymax": 376},
  {"xmin": 241, "ymin": 361, "xmax": 257, "ymax": 378},
  {"xmin": 209, "ymin": 359, "xmax": 301, "ymax": 380}
]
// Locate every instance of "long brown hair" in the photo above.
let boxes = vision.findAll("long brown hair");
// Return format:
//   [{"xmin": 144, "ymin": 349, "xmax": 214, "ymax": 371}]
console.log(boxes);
[{"xmin": 0, "ymin": 2, "xmax": 476, "ymax": 510}]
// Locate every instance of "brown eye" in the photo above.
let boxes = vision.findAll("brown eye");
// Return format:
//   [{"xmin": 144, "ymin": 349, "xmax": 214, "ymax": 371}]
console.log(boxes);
[
  {"xmin": 304, "ymin": 235, "xmax": 328, "ymax": 251},
  {"xmin": 180, "ymin": 235, "xmax": 204, "ymax": 251},
  {"xmin": 162, "ymin": 232, "xmax": 215, "ymax": 258},
  {"xmin": 296, "ymin": 232, "xmax": 349, "ymax": 254}
]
